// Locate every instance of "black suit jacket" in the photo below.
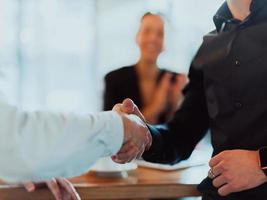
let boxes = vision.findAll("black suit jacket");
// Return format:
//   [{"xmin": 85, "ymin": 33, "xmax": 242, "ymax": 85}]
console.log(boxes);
[
  {"xmin": 143, "ymin": 1, "xmax": 267, "ymax": 199},
  {"xmin": 103, "ymin": 65, "xmax": 176, "ymax": 123}
]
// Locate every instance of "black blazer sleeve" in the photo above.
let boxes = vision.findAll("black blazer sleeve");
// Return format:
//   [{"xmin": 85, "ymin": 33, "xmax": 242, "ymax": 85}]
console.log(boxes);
[
  {"xmin": 142, "ymin": 63, "xmax": 210, "ymax": 164},
  {"xmin": 103, "ymin": 73, "xmax": 122, "ymax": 111}
]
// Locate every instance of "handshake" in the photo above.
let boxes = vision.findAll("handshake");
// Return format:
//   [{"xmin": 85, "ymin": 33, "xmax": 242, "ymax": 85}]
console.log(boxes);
[
  {"xmin": 22, "ymin": 98, "xmax": 152, "ymax": 200},
  {"xmin": 112, "ymin": 98, "xmax": 152, "ymax": 164}
]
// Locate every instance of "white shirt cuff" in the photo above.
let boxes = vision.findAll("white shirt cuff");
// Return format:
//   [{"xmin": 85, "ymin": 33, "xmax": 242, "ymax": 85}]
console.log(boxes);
[{"xmin": 99, "ymin": 111, "xmax": 124, "ymax": 155}]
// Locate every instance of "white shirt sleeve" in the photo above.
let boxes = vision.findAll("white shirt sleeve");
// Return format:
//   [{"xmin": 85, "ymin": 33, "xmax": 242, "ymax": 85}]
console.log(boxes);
[{"xmin": 0, "ymin": 96, "xmax": 124, "ymax": 183}]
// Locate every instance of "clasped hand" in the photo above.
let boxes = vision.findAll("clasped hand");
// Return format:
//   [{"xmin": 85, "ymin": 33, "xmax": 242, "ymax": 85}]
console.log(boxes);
[{"xmin": 112, "ymin": 98, "xmax": 152, "ymax": 164}]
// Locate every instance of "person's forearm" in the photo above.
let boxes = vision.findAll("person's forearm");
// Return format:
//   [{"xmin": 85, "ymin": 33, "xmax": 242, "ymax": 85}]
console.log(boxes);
[{"xmin": 0, "ymin": 101, "xmax": 124, "ymax": 182}]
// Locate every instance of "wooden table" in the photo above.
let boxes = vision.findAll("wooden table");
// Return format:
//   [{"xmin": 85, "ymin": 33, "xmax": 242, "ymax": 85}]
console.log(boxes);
[{"xmin": 0, "ymin": 165, "xmax": 209, "ymax": 200}]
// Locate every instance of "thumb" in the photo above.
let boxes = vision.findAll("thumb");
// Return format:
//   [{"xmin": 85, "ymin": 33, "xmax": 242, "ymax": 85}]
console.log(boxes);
[
  {"xmin": 121, "ymin": 98, "xmax": 146, "ymax": 122},
  {"xmin": 122, "ymin": 98, "xmax": 146, "ymax": 122},
  {"xmin": 121, "ymin": 98, "xmax": 135, "ymax": 114},
  {"xmin": 125, "ymin": 99, "xmax": 146, "ymax": 122}
]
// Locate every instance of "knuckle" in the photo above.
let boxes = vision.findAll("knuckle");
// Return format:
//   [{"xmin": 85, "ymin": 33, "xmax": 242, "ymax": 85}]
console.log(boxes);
[
  {"xmin": 208, "ymin": 160, "xmax": 213, "ymax": 167},
  {"xmin": 224, "ymin": 173, "xmax": 232, "ymax": 182},
  {"xmin": 220, "ymin": 163, "xmax": 227, "ymax": 171},
  {"xmin": 212, "ymin": 179, "xmax": 219, "ymax": 188}
]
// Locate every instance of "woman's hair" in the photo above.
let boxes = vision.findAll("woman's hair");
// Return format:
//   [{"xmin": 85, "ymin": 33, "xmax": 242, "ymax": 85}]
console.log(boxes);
[{"xmin": 140, "ymin": 12, "xmax": 165, "ymax": 22}]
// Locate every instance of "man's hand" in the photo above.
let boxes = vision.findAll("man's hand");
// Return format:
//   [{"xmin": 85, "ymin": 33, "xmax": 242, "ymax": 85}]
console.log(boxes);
[
  {"xmin": 23, "ymin": 178, "xmax": 80, "ymax": 200},
  {"xmin": 209, "ymin": 150, "xmax": 267, "ymax": 196},
  {"xmin": 112, "ymin": 99, "xmax": 152, "ymax": 163}
]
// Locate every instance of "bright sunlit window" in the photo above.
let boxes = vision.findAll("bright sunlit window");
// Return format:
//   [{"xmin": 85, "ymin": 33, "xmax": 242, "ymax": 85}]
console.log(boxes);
[{"xmin": 0, "ymin": 0, "xmax": 223, "ymax": 112}]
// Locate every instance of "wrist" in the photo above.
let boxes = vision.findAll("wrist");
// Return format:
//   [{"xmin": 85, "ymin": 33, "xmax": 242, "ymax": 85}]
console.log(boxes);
[
  {"xmin": 121, "ymin": 114, "xmax": 132, "ymax": 143},
  {"xmin": 248, "ymin": 150, "xmax": 267, "ymax": 185}
]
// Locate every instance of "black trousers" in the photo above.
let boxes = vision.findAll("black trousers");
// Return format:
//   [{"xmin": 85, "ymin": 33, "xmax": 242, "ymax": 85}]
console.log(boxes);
[{"xmin": 202, "ymin": 194, "xmax": 226, "ymax": 200}]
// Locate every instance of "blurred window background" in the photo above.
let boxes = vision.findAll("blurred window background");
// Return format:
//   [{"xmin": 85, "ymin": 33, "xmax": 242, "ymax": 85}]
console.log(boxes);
[{"xmin": 0, "ymin": 0, "xmax": 223, "ymax": 112}]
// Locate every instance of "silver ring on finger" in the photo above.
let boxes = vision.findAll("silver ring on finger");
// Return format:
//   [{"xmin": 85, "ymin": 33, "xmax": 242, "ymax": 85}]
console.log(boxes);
[{"xmin": 208, "ymin": 168, "xmax": 216, "ymax": 179}]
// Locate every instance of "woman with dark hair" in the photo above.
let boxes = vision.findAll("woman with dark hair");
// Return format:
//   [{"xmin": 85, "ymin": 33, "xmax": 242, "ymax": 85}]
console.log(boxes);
[{"xmin": 104, "ymin": 12, "xmax": 187, "ymax": 124}]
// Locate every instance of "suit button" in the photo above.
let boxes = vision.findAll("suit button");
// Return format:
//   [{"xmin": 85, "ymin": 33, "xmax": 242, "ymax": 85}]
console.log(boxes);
[
  {"xmin": 234, "ymin": 102, "xmax": 243, "ymax": 109},
  {"xmin": 235, "ymin": 60, "xmax": 241, "ymax": 66}
]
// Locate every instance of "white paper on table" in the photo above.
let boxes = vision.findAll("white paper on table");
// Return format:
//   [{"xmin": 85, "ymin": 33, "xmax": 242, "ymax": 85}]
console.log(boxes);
[{"xmin": 135, "ymin": 149, "xmax": 211, "ymax": 171}]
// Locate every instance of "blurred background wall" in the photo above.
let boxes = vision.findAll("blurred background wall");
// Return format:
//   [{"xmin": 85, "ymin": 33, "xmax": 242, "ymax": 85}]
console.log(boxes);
[{"xmin": 0, "ymin": 0, "xmax": 223, "ymax": 112}]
